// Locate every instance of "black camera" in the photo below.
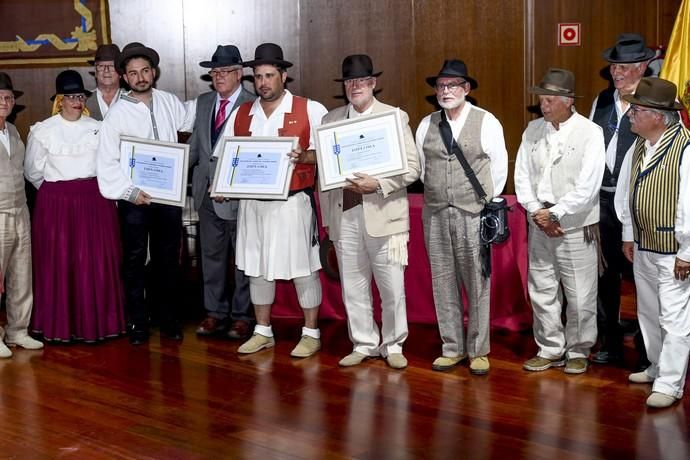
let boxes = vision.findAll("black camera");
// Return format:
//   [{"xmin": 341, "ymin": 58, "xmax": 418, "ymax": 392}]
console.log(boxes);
[{"xmin": 480, "ymin": 197, "xmax": 510, "ymax": 245}]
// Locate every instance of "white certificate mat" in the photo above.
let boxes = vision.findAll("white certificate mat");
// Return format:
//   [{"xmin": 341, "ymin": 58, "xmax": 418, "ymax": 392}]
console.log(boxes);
[
  {"xmin": 210, "ymin": 136, "xmax": 297, "ymax": 200},
  {"xmin": 119, "ymin": 136, "xmax": 190, "ymax": 207},
  {"xmin": 315, "ymin": 108, "xmax": 408, "ymax": 191}
]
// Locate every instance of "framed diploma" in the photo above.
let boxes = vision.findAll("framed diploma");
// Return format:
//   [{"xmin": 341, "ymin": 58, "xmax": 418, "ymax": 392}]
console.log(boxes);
[
  {"xmin": 210, "ymin": 136, "xmax": 297, "ymax": 200},
  {"xmin": 315, "ymin": 108, "xmax": 408, "ymax": 191},
  {"xmin": 119, "ymin": 136, "xmax": 190, "ymax": 207}
]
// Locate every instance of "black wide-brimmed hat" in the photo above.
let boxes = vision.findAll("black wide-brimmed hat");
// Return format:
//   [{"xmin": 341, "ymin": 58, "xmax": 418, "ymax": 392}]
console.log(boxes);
[
  {"xmin": 602, "ymin": 33, "xmax": 655, "ymax": 63},
  {"xmin": 529, "ymin": 68, "xmax": 580, "ymax": 98},
  {"xmin": 200, "ymin": 45, "xmax": 244, "ymax": 69},
  {"xmin": 51, "ymin": 70, "xmax": 92, "ymax": 101},
  {"xmin": 243, "ymin": 43, "xmax": 293, "ymax": 68},
  {"xmin": 334, "ymin": 54, "xmax": 382, "ymax": 82},
  {"xmin": 117, "ymin": 42, "xmax": 160, "ymax": 72},
  {"xmin": 426, "ymin": 59, "xmax": 477, "ymax": 89},
  {"xmin": 0, "ymin": 72, "xmax": 23, "ymax": 98},
  {"xmin": 88, "ymin": 43, "xmax": 121, "ymax": 65},
  {"xmin": 622, "ymin": 77, "xmax": 683, "ymax": 111}
]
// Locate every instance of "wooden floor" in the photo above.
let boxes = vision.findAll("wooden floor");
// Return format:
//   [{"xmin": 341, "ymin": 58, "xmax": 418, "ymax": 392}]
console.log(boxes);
[{"xmin": 1, "ymin": 310, "xmax": 689, "ymax": 460}]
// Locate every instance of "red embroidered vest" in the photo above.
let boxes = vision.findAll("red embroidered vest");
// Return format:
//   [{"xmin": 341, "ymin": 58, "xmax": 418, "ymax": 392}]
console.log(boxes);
[{"xmin": 233, "ymin": 95, "xmax": 315, "ymax": 191}]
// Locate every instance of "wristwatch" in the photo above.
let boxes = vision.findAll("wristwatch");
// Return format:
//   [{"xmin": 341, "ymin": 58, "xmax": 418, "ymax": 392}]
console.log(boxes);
[
  {"xmin": 375, "ymin": 183, "xmax": 384, "ymax": 197},
  {"xmin": 548, "ymin": 211, "xmax": 559, "ymax": 222}
]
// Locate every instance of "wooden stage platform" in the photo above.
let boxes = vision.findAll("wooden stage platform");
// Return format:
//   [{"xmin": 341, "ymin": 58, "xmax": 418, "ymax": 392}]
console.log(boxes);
[{"xmin": 0, "ymin": 313, "xmax": 688, "ymax": 459}]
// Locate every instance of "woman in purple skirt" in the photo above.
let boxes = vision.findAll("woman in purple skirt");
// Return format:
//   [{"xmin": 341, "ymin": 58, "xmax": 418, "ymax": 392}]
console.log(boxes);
[{"xmin": 24, "ymin": 70, "xmax": 125, "ymax": 342}]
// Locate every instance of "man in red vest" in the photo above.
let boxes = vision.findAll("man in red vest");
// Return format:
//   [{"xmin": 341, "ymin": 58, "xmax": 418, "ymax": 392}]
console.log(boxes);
[{"xmin": 216, "ymin": 43, "xmax": 327, "ymax": 357}]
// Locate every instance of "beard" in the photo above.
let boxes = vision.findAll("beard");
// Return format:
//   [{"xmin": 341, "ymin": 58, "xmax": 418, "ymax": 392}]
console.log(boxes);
[
  {"xmin": 129, "ymin": 80, "xmax": 153, "ymax": 94},
  {"xmin": 438, "ymin": 92, "xmax": 466, "ymax": 110}
]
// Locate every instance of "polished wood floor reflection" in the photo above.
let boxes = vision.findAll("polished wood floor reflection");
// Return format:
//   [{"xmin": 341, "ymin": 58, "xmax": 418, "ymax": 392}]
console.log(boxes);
[{"xmin": 1, "ymin": 315, "xmax": 688, "ymax": 459}]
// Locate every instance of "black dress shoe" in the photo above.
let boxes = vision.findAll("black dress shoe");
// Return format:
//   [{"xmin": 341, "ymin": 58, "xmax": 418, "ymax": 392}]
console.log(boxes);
[
  {"xmin": 161, "ymin": 323, "xmax": 184, "ymax": 341},
  {"xmin": 129, "ymin": 326, "xmax": 149, "ymax": 345},
  {"xmin": 634, "ymin": 357, "xmax": 651, "ymax": 373},
  {"xmin": 591, "ymin": 350, "xmax": 623, "ymax": 365}
]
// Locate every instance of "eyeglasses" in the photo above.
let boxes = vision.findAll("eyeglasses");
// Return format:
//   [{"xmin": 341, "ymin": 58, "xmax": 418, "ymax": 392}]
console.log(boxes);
[
  {"xmin": 344, "ymin": 77, "xmax": 374, "ymax": 87},
  {"xmin": 0, "ymin": 95, "xmax": 15, "ymax": 103},
  {"xmin": 63, "ymin": 94, "xmax": 86, "ymax": 101},
  {"xmin": 435, "ymin": 81, "xmax": 467, "ymax": 92},
  {"xmin": 96, "ymin": 64, "xmax": 115, "ymax": 72},
  {"xmin": 208, "ymin": 69, "xmax": 239, "ymax": 78},
  {"xmin": 629, "ymin": 105, "xmax": 655, "ymax": 115}
]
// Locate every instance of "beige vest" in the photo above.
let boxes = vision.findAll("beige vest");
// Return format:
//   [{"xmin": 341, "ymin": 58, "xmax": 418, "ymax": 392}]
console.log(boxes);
[
  {"xmin": 0, "ymin": 123, "xmax": 27, "ymax": 211},
  {"xmin": 422, "ymin": 108, "xmax": 492, "ymax": 214},
  {"xmin": 520, "ymin": 114, "xmax": 601, "ymax": 230}
]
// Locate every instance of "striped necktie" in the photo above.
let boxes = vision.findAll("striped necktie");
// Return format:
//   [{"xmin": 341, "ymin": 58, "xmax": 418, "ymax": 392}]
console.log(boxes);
[{"xmin": 214, "ymin": 99, "xmax": 229, "ymax": 131}]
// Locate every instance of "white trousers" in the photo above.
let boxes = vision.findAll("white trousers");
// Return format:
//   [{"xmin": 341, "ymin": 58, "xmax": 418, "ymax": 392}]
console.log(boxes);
[
  {"xmin": 527, "ymin": 225, "xmax": 598, "ymax": 360},
  {"xmin": 633, "ymin": 247, "xmax": 690, "ymax": 398},
  {"xmin": 334, "ymin": 206, "xmax": 408, "ymax": 357}
]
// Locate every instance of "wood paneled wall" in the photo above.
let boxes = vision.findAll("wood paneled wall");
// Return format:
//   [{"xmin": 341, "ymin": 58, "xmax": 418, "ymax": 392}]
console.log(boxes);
[{"xmin": 4, "ymin": 0, "xmax": 682, "ymax": 190}]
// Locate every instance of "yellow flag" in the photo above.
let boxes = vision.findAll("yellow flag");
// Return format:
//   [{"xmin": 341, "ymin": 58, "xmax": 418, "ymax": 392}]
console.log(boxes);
[{"xmin": 661, "ymin": 0, "xmax": 690, "ymax": 126}]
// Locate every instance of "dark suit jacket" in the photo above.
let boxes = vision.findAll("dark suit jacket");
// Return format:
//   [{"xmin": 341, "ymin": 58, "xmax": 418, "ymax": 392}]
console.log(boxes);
[{"xmin": 189, "ymin": 86, "xmax": 256, "ymax": 219}]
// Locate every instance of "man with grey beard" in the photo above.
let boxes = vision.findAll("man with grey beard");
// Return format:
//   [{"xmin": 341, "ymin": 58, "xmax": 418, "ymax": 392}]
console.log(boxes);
[{"xmin": 415, "ymin": 60, "xmax": 508, "ymax": 375}]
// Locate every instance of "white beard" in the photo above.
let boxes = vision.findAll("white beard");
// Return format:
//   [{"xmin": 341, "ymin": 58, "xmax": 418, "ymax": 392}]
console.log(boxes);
[{"xmin": 438, "ymin": 93, "xmax": 466, "ymax": 110}]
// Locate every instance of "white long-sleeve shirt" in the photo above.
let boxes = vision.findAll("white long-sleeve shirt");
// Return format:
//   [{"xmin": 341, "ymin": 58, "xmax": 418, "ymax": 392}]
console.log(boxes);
[
  {"xmin": 514, "ymin": 112, "xmax": 605, "ymax": 221},
  {"xmin": 25, "ymin": 114, "xmax": 101, "ymax": 189},
  {"xmin": 614, "ymin": 139, "xmax": 690, "ymax": 261},
  {"xmin": 415, "ymin": 102, "xmax": 508, "ymax": 195},
  {"xmin": 97, "ymin": 88, "xmax": 195, "ymax": 201}
]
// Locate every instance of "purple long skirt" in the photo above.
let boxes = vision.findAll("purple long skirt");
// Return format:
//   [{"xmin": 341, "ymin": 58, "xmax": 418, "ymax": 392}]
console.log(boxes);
[{"xmin": 31, "ymin": 178, "xmax": 126, "ymax": 342}]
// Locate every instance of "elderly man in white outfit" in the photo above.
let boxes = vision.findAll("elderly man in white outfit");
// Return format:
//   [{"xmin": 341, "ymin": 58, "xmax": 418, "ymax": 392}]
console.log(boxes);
[
  {"xmin": 216, "ymin": 43, "xmax": 327, "ymax": 358},
  {"xmin": 515, "ymin": 68, "xmax": 605, "ymax": 375},
  {"xmin": 320, "ymin": 55, "xmax": 421, "ymax": 370},
  {"xmin": 614, "ymin": 77, "xmax": 690, "ymax": 409}
]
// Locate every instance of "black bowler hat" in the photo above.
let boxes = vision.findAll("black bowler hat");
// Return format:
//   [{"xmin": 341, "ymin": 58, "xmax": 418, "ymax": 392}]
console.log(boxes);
[
  {"xmin": 602, "ymin": 33, "xmax": 655, "ymax": 63},
  {"xmin": 622, "ymin": 77, "xmax": 683, "ymax": 111},
  {"xmin": 50, "ymin": 70, "xmax": 92, "ymax": 101},
  {"xmin": 117, "ymin": 42, "xmax": 160, "ymax": 72},
  {"xmin": 243, "ymin": 43, "xmax": 293, "ymax": 69},
  {"xmin": 88, "ymin": 43, "xmax": 121, "ymax": 65},
  {"xmin": 529, "ymin": 68, "xmax": 580, "ymax": 98},
  {"xmin": 426, "ymin": 59, "xmax": 478, "ymax": 89},
  {"xmin": 334, "ymin": 54, "xmax": 382, "ymax": 82},
  {"xmin": 0, "ymin": 72, "xmax": 23, "ymax": 98},
  {"xmin": 199, "ymin": 45, "xmax": 244, "ymax": 69}
]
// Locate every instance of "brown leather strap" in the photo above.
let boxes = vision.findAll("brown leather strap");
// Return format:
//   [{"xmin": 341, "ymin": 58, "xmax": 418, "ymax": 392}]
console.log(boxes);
[{"xmin": 342, "ymin": 189, "xmax": 362, "ymax": 212}]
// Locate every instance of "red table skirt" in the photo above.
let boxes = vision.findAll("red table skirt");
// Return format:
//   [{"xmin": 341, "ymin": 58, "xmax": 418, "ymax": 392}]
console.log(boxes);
[{"xmin": 271, "ymin": 194, "xmax": 532, "ymax": 331}]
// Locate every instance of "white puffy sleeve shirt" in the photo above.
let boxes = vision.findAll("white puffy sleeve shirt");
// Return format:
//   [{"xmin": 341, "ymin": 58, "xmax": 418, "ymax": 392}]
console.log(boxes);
[
  {"xmin": 25, "ymin": 114, "xmax": 101, "ymax": 189},
  {"xmin": 97, "ymin": 88, "xmax": 195, "ymax": 200}
]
